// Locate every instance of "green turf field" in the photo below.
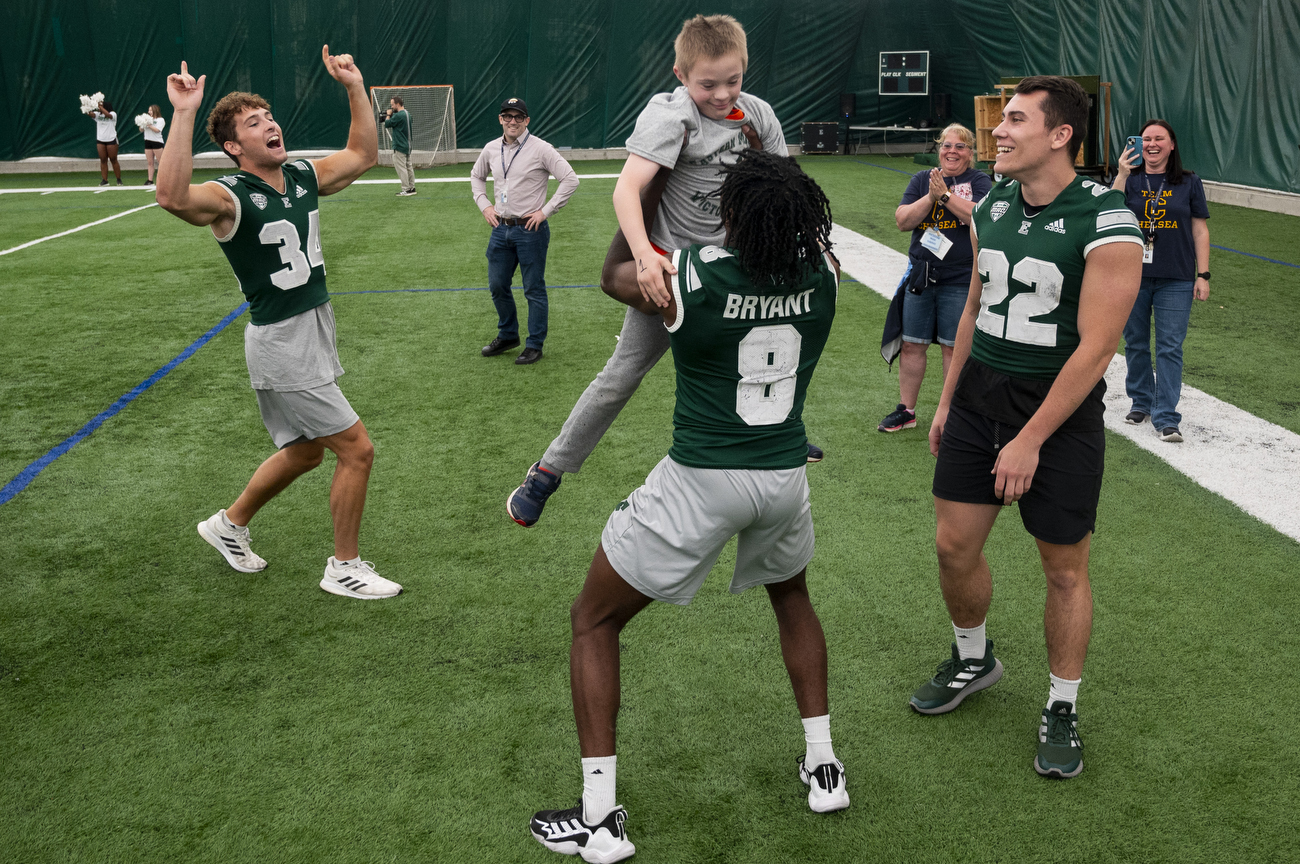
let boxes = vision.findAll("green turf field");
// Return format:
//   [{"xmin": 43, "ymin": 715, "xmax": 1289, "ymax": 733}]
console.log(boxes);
[{"xmin": 2, "ymin": 156, "xmax": 1297, "ymax": 863}]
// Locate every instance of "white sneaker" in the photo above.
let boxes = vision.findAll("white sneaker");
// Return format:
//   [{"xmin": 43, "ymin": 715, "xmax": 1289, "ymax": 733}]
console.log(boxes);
[
  {"xmin": 197, "ymin": 510, "xmax": 267, "ymax": 573},
  {"xmin": 530, "ymin": 802, "xmax": 634, "ymax": 863},
  {"xmin": 320, "ymin": 557, "xmax": 402, "ymax": 599},
  {"xmin": 798, "ymin": 756, "xmax": 850, "ymax": 813}
]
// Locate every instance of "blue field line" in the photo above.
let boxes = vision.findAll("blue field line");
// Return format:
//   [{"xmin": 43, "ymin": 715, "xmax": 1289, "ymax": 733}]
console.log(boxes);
[
  {"xmin": 852, "ymin": 159, "xmax": 917, "ymax": 177},
  {"xmin": 0, "ymin": 302, "xmax": 249, "ymax": 507},
  {"xmin": 1211, "ymin": 244, "xmax": 1299, "ymax": 269}
]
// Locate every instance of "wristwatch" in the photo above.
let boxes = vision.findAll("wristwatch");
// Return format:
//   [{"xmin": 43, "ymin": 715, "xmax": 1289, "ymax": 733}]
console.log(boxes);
[
  {"xmin": 938, "ymin": 191, "xmax": 951, "ymax": 204},
  {"xmin": 1197, "ymin": 271, "xmax": 1211, "ymax": 280}
]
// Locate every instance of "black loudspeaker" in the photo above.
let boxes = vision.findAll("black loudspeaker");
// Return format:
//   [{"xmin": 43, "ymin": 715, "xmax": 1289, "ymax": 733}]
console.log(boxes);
[
  {"xmin": 801, "ymin": 122, "xmax": 839, "ymax": 154},
  {"xmin": 839, "ymin": 93, "xmax": 856, "ymax": 120},
  {"xmin": 933, "ymin": 93, "xmax": 951, "ymax": 120}
]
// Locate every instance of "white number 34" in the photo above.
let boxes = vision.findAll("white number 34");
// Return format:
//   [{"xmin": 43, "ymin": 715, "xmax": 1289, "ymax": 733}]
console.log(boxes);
[{"xmin": 259, "ymin": 211, "xmax": 324, "ymax": 290}]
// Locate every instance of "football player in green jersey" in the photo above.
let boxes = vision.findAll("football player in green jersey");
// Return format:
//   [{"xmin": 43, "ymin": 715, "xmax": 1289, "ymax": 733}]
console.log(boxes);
[
  {"xmin": 909, "ymin": 76, "xmax": 1144, "ymax": 778},
  {"xmin": 529, "ymin": 151, "xmax": 845, "ymax": 863},
  {"xmin": 156, "ymin": 48, "xmax": 403, "ymax": 600}
]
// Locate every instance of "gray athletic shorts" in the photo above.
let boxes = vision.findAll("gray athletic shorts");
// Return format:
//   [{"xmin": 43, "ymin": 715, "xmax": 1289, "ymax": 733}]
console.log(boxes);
[
  {"xmin": 601, "ymin": 456, "xmax": 814, "ymax": 605},
  {"xmin": 255, "ymin": 382, "xmax": 359, "ymax": 449}
]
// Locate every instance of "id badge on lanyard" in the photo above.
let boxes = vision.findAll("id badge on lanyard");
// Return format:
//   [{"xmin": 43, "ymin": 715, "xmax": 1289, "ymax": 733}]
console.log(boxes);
[{"xmin": 1143, "ymin": 175, "xmax": 1165, "ymax": 264}]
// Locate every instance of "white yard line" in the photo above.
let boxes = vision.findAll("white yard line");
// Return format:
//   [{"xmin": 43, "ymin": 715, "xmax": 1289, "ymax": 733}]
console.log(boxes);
[
  {"xmin": 830, "ymin": 222, "xmax": 1300, "ymax": 543},
  {"xmin": 0, "ymin": 203, "xmax": 158, "ymax": 256},
  {"xmin": 0, "ymin": 174, "xmax": 623, "ymax": 195}
]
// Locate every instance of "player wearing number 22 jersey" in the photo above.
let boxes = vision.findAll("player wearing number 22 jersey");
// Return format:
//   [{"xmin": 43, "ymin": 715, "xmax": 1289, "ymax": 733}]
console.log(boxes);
[{"xmin": 530, "ymin": 152, "xmax": 847, "ymax": 864}]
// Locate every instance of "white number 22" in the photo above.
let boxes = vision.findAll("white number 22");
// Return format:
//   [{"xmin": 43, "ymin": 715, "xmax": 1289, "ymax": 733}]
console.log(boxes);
[
  {"xmin": 259, "ymin": 210, "xmax": 324, "ymax": 290},
  {"xmin": 975, "ymin": 248, "xmax": 1064, "ymax": 347},
  {"xmin": 736, "ymin": 324, "xmax": 802, "ymax": 426}
]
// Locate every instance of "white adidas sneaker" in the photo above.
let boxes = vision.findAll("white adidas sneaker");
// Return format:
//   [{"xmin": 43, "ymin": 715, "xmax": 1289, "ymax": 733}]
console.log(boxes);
[
  {"xmin": 320, "ymin": 557, "xmax": 402, "ymax": 599},
  {"xmin": 530, "ymin": 802, "xmax": 635, "ymax": 863},
  {"xmin": 798, "ymin": 756, "xmax": 850, "ymax": 813},
  {"xmin": 197, "ymin": 510, "xmax": 267, "ymax": 573}
]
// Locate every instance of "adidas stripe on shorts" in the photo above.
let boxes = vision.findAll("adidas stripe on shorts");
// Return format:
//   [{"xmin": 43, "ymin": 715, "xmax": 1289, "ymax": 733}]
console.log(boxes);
[{"xmin": 601, "ymin": 456, "xmax": 815, "ymax": 605}]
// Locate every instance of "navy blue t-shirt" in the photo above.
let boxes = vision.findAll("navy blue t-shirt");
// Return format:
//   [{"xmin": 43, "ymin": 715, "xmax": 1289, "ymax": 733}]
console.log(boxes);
[
  {"xmin": 900, "ymin": 168, "xmax": 993, "ymax": 285},
  {"xmin": 1123, "ymin": 171, "xmax": 1209, "ymax": 280}
]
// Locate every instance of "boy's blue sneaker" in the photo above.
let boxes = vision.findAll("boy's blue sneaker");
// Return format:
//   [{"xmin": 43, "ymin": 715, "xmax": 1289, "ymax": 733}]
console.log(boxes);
[
  {"xmin": 507, "ymin": 462, "xmax": 562, "ymax": 527},
  {"xmin": 807, "ymin": 442, "xmax": 824, "ymax": 463}
]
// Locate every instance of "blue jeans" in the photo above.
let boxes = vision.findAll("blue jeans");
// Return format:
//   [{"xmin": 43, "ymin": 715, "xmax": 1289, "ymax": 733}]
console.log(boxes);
[
  {"xmin": 901, "ymin": 280, "xmax": 968, "ymax": 347},
  {"xmin": 1123, "ymin": 277, "xmax": 1194, "ymax": 429},
  {"xmin": 487, "ymin": 221, "xmax": 549, "ymax": 350}
]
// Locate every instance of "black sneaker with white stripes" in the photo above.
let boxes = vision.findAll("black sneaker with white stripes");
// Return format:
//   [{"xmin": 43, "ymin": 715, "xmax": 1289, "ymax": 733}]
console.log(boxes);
[
  {"xmin": 529, "ymin": 802, "xmax": 634, "ymax": 863},
  {"xmin": 797, "ymin": 755, "xmax": 850, "ymax": 812},
  {"xmin": 197, "ymin": 509, "xmax": 267, "ymax": 573},
  {"xmin": 909, "ymin": 639, "xmax": 1004, "ymax": 714}
]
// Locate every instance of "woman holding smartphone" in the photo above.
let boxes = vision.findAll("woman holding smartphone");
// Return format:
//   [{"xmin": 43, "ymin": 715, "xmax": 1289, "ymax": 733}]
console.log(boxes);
[{"xmin": 1112, "ymin": 120, "xmax": 1210, "ymax": 443}]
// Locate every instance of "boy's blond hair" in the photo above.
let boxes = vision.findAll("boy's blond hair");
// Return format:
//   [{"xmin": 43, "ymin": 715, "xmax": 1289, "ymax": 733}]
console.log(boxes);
[{"xmin": 674, "ymin": 14, "xmax": 748, "ymax": 76}]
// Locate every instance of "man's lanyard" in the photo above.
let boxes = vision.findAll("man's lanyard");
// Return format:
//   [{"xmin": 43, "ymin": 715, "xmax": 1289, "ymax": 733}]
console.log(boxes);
[
  {"xmin": 1143, "ymin": 173, "xmax": 1166, "ymax": 244},
  {"xmin": 501, "ymin": 131, "xmax": 530, "ymax": 182}
]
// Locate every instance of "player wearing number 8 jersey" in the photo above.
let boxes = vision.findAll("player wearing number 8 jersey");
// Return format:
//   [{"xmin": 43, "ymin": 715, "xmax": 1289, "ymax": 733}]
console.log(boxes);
[
  {"xmin": 156, "ymin": 48, "xmax": 403, "ymax": 600},
  {"xmin": 911, "ymin": 77, "xmax": 1143, "ymax": 779},
  {"xmin": 529, "ymin": 151, "xmax": 845, "ymax": 864}
]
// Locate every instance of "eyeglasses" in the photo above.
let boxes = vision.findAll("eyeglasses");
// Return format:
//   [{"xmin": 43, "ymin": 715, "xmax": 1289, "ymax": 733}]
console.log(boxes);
[
  {"xmin": 940, "ymin": 143, "xmax": 970, "ymax": 151},
  {"xmin": 500, "ymin": 114, "xmax": 526, "ymax": 123}
]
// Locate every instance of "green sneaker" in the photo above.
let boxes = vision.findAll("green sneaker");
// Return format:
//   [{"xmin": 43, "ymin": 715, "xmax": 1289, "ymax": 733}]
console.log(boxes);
[
  {"xmin": 909, "ymin": 640, "xmax": 1004, "ymax": 715},
  {"xmin": 1035, "ymin": 700, "xmax": 1084, "ymax": 778}
]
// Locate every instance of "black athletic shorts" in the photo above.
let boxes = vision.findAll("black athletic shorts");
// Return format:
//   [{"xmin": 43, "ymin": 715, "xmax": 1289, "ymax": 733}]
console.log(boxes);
[
  {"xmin": 144, "ymin": 140, "xmax": 163, "ymax": 150},
  {"xmin": 933, "ymin": 402, "xmax": 1105, "ymax": 546}
]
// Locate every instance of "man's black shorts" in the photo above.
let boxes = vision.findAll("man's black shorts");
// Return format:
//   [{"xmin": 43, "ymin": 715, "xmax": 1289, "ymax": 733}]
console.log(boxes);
[{"xmin": 932, "ymin": 403, "xmax": 1104, "ymax": 545}]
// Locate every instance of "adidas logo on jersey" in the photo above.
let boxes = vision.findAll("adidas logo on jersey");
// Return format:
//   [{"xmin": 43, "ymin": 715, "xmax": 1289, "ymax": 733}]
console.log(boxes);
[
  {"xmin": 1045, "ymin": 218, "xmax": 1067, "ymax": 234},
  {"xmin": 1018, "ymin": 220, "xmax": 1032, "ymax": 235},
  {"xmin": 295, "ymin": 185, "xmax": 307, "ymax": 198},
  {"xmin": 990, "ymin": 201, "xmax": 1009, "ymax": 222},
  {"xmin": 249, "ymin": 193, "xmax": 268, "ymax": 210}
]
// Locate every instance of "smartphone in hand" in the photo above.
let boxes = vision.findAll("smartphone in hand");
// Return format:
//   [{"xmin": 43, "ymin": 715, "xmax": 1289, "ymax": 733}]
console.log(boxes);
[{"xmin": 1126, "ymin": 135, "xmax": 1143, "ymax": 167}]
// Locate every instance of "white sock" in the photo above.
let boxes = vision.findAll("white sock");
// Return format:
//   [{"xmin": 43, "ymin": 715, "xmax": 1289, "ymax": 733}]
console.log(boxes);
[
  {"xmin": 801, "ymin": 715, "xmax": 836, "ymax": 767},
  {"xmin": 220, "ymin": 510, "xmax": 243, "ymax": 530},
  {"xmin": 953, "ymin": 620, "xmax": 987, "ymax": 660},
  {"xmin": 581, "ymin": 755, "xmax": 617, "ymax": 824},
  {"xmin": 337, "ymin": 556, "xmax": 361, "ymax": 567},
  {"xmin": 1048, "ymin": 673, "xmax": 1080, "ymax": 710}
]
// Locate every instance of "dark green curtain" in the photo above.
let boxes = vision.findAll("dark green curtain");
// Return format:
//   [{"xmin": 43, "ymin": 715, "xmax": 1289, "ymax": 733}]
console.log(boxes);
[{"xmin": 2, "ymin": 1, "xmax": 1296, "ymax": 192}]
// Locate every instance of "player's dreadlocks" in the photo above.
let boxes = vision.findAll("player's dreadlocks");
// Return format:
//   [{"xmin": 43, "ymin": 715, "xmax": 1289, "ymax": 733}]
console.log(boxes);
[{"xmin": 717, "ymin": 149, "xmax": 833, "ymax": 288}]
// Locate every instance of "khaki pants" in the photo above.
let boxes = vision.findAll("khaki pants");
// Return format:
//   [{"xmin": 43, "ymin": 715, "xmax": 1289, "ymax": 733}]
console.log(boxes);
[{"xmin": 393, "ymin": 150, "xmax": 414, "ymax": 192}]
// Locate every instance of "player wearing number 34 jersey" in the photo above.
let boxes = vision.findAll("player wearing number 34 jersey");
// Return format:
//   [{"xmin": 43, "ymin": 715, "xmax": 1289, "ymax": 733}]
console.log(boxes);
[
  {"xmin": 529, "ymin": 151, "xmax": 846, "ymax": 864},
  {"xmin": 155, "ymin": 46, "xmax": 403, "ymax": 600}
]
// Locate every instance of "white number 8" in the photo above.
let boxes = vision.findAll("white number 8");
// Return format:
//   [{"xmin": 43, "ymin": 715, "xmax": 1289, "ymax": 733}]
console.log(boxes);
[{"xmin": 736, "ymin": 324, "xmax": 802, "ymax": 426}]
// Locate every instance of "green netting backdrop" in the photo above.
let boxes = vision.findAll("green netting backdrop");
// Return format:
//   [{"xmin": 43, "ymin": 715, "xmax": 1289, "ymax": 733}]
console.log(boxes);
[{"xmin": 2, "ymin": 0, "xmax": 1297, "ymax": 192}]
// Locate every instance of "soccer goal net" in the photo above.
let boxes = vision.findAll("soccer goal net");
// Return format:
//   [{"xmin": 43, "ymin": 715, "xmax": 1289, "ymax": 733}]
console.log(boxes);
[{"xmin": 370, "ymin": 85, "xmax": 457, "ymax": 168}]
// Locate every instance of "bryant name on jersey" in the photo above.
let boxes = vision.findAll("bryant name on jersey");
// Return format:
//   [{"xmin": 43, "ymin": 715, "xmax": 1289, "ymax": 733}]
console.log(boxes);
[{"xmin": 665, "ymin": 244, "xmax": 838, "ymax": 470}]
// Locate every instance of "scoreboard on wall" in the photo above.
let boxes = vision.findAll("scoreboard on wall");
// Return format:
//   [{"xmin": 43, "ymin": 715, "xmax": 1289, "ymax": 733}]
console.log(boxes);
[{"xmin": 879, "ymin": 51, "xmax": 929, "ymax": 95}]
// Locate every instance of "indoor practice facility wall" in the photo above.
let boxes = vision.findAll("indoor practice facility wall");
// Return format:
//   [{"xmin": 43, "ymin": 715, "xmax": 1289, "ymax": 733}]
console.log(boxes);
[{"xmin": 2, "ymin": 0, "xmax": 1296, "ymax": 192}]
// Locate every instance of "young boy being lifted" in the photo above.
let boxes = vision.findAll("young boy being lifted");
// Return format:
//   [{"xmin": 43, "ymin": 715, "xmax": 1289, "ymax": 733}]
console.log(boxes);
[{"xmin": 507, "ymin": 14, "xmax": 820, "ymax": 527}]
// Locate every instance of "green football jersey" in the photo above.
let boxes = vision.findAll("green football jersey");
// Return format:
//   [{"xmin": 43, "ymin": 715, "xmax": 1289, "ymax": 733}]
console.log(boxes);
[
  {"xmin": 970, "ymin": 175, "xmax": 1143, "ymax": 381},
  {"xmin": 666, "ymin": 244, "xmax": 838, "ymax": 470},
  {"xmin": 208, "ymin": 160, "xmax": 329, "ymax": 326}
]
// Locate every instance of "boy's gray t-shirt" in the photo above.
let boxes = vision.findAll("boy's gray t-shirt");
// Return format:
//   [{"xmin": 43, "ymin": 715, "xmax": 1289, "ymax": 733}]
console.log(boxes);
[{"xmin": 625, "ymin": 87, "xmax": 786, "ymax": 250}]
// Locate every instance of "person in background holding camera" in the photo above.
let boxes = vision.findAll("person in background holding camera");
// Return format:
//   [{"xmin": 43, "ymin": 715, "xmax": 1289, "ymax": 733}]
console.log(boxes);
[
  {"xmin": 381, "ymin": 96, "xmax": 415, "ymax": 196},
  {"xmin": 91, "ymin": 98, "xmax": 122, "ymax": 186},
  {"xmin": 879, "ymin": 124, "xmax": 991, "ymax": 432},
  {"xmin": 142, "ymin": 104, "xmax": 165, "ymax": 185},
  {"xmin": 1112, "ymin": 119, "xmax": 1210, "ymax": 443}
]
